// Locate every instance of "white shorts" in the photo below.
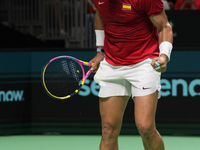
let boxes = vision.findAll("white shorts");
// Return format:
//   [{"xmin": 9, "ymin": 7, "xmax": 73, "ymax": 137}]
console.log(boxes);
[{"xmin": 94, "ymin": 58, "xmax": 161, "ymax": 99}]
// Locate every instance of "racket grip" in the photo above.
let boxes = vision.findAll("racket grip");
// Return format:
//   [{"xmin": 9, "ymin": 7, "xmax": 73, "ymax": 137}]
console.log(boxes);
[
  {"xmin": 155, "ymin": 61, "xmax": 160, "ymax": 67},
  {"xmin": 155, "ymin": 61, "xmax": 161, "ymax": 70}
]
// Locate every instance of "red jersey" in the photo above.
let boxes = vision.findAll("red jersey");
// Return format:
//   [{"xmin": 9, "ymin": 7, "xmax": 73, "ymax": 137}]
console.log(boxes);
[
  {"xmin": 94, "ymin": 0, "xmax": 164, "ymax": 65},
  {"xmin": 174, "ymin": 0, "xmax": 200, "ymax": 10}
]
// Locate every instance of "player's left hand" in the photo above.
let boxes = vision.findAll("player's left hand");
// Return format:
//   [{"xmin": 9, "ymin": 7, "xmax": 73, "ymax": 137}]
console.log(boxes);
[{"xmin": 151, "ymin": 54, "xmax": 169, "ymax": 73}]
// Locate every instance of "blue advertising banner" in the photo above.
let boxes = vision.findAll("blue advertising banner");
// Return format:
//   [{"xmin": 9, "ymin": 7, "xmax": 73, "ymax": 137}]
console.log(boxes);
[{"xmin": 0, "ymin": 48, "xmax": 199, "ymax": 135}]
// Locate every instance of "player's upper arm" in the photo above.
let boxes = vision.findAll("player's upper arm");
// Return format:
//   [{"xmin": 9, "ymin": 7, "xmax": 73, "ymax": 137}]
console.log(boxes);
[{"xmin": 149, "ymin": 9, "xmax": 171, "ymax": 33}]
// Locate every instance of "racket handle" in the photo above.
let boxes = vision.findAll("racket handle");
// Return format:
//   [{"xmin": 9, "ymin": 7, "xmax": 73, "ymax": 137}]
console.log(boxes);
[{"xmin": 155, "ymin": 61, "xmax": 161, "ymax": 70}]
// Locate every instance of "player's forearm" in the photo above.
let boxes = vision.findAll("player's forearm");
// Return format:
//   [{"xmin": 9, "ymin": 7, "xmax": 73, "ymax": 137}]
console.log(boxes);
[
  {"xmin": 158, "ymin": 22, "xmax": 173, "ymax": 61},
  {"xmin": 159, "ymin": 23, "xmax": 173, "ymax": 45},
  {"xmin": 95, "ymin": 10, "xmax": 104, "ymax": 30},
  {"xmin": 95, "ymin": 10, "xmax": 104, "ymax": 49}
]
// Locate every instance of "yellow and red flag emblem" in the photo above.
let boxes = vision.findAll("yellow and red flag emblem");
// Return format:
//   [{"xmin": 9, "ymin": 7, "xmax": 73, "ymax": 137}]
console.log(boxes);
[{"xmin": 122, "ymin": 3, "xmax": 131, "ymax": 11}]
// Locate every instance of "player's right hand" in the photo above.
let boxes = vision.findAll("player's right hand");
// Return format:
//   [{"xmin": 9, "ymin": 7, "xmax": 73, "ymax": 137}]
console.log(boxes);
[{"xmin": 89, "ymin": 52, "xmax": 105, "ymax": 73}]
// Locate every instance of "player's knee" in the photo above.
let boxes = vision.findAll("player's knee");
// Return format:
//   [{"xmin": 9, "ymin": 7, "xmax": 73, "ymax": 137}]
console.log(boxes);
[
  {"xmin": 102, "ymin": 122, "xmax": 120, "ymax": 139},
  {"xmin": 136, "ymin": 123, "xmax": 155, "ymax": 140}
]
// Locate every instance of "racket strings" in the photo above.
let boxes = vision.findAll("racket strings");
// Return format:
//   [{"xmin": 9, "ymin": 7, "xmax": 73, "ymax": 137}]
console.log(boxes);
[{"xmin": 44, "ymin": 58, "xmax": 83, "ymax": 97}]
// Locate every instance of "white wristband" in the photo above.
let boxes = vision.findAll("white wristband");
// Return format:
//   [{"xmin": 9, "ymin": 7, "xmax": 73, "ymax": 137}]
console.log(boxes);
[
  {"xmin": 95, "ymin": 30, "xmax": 105, "ymax": 46},
  {"xmin": 159, "ymin": 41, "xmax": 173, "ymax": 61}
]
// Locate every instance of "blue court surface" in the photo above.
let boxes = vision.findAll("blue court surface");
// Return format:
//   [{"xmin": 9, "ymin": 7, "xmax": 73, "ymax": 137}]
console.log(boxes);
[{"xmin": 0, "ymin": 135, "xmax": 200, "ymax": 150}]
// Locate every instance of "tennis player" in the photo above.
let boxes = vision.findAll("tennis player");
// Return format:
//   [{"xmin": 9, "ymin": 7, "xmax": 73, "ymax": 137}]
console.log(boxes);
[{"xmin": 90, "ymin": 0, "xmax": 173, "ymax": 150}]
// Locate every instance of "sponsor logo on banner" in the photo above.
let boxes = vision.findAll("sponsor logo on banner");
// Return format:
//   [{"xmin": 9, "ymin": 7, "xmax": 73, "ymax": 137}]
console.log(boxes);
[
  {"xmin": 78, "ymin": 79, "xmax": 200, "ymax": 97},
  {"xmin": 0, "ymin": 90, "xmax": 24, "ymax": 102},
  {"xmin": 160, "ymin": 79, "xmax": 200, "ymax": 97}
]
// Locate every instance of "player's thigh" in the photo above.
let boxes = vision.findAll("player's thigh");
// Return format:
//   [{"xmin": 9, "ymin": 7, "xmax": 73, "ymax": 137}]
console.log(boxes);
[
  {"xmin": 134, "ymin": 91, "xmax": 159, "ymax": 129},
  {"xmin": 99, "ymin": 96, "xmax": 130, "ymax": 126}
]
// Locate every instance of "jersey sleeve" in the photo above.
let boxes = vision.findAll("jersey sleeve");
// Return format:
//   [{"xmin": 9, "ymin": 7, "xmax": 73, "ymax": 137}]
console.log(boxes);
[{"xmin": 139, "ymin": 0, "xmax": 164, "ymax": 17}]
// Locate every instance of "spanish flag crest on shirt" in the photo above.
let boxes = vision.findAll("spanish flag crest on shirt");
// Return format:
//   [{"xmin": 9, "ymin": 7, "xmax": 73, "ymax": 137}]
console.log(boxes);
[{"xmin": 122, "ymin": 3, "xmax": 131, "ymax": 11}]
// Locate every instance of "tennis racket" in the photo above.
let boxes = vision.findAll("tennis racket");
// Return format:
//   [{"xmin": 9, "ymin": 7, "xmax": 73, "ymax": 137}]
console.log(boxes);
[{"xmin": 42, "ymin": 55, "xmax": 95, "ymax": 99}]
